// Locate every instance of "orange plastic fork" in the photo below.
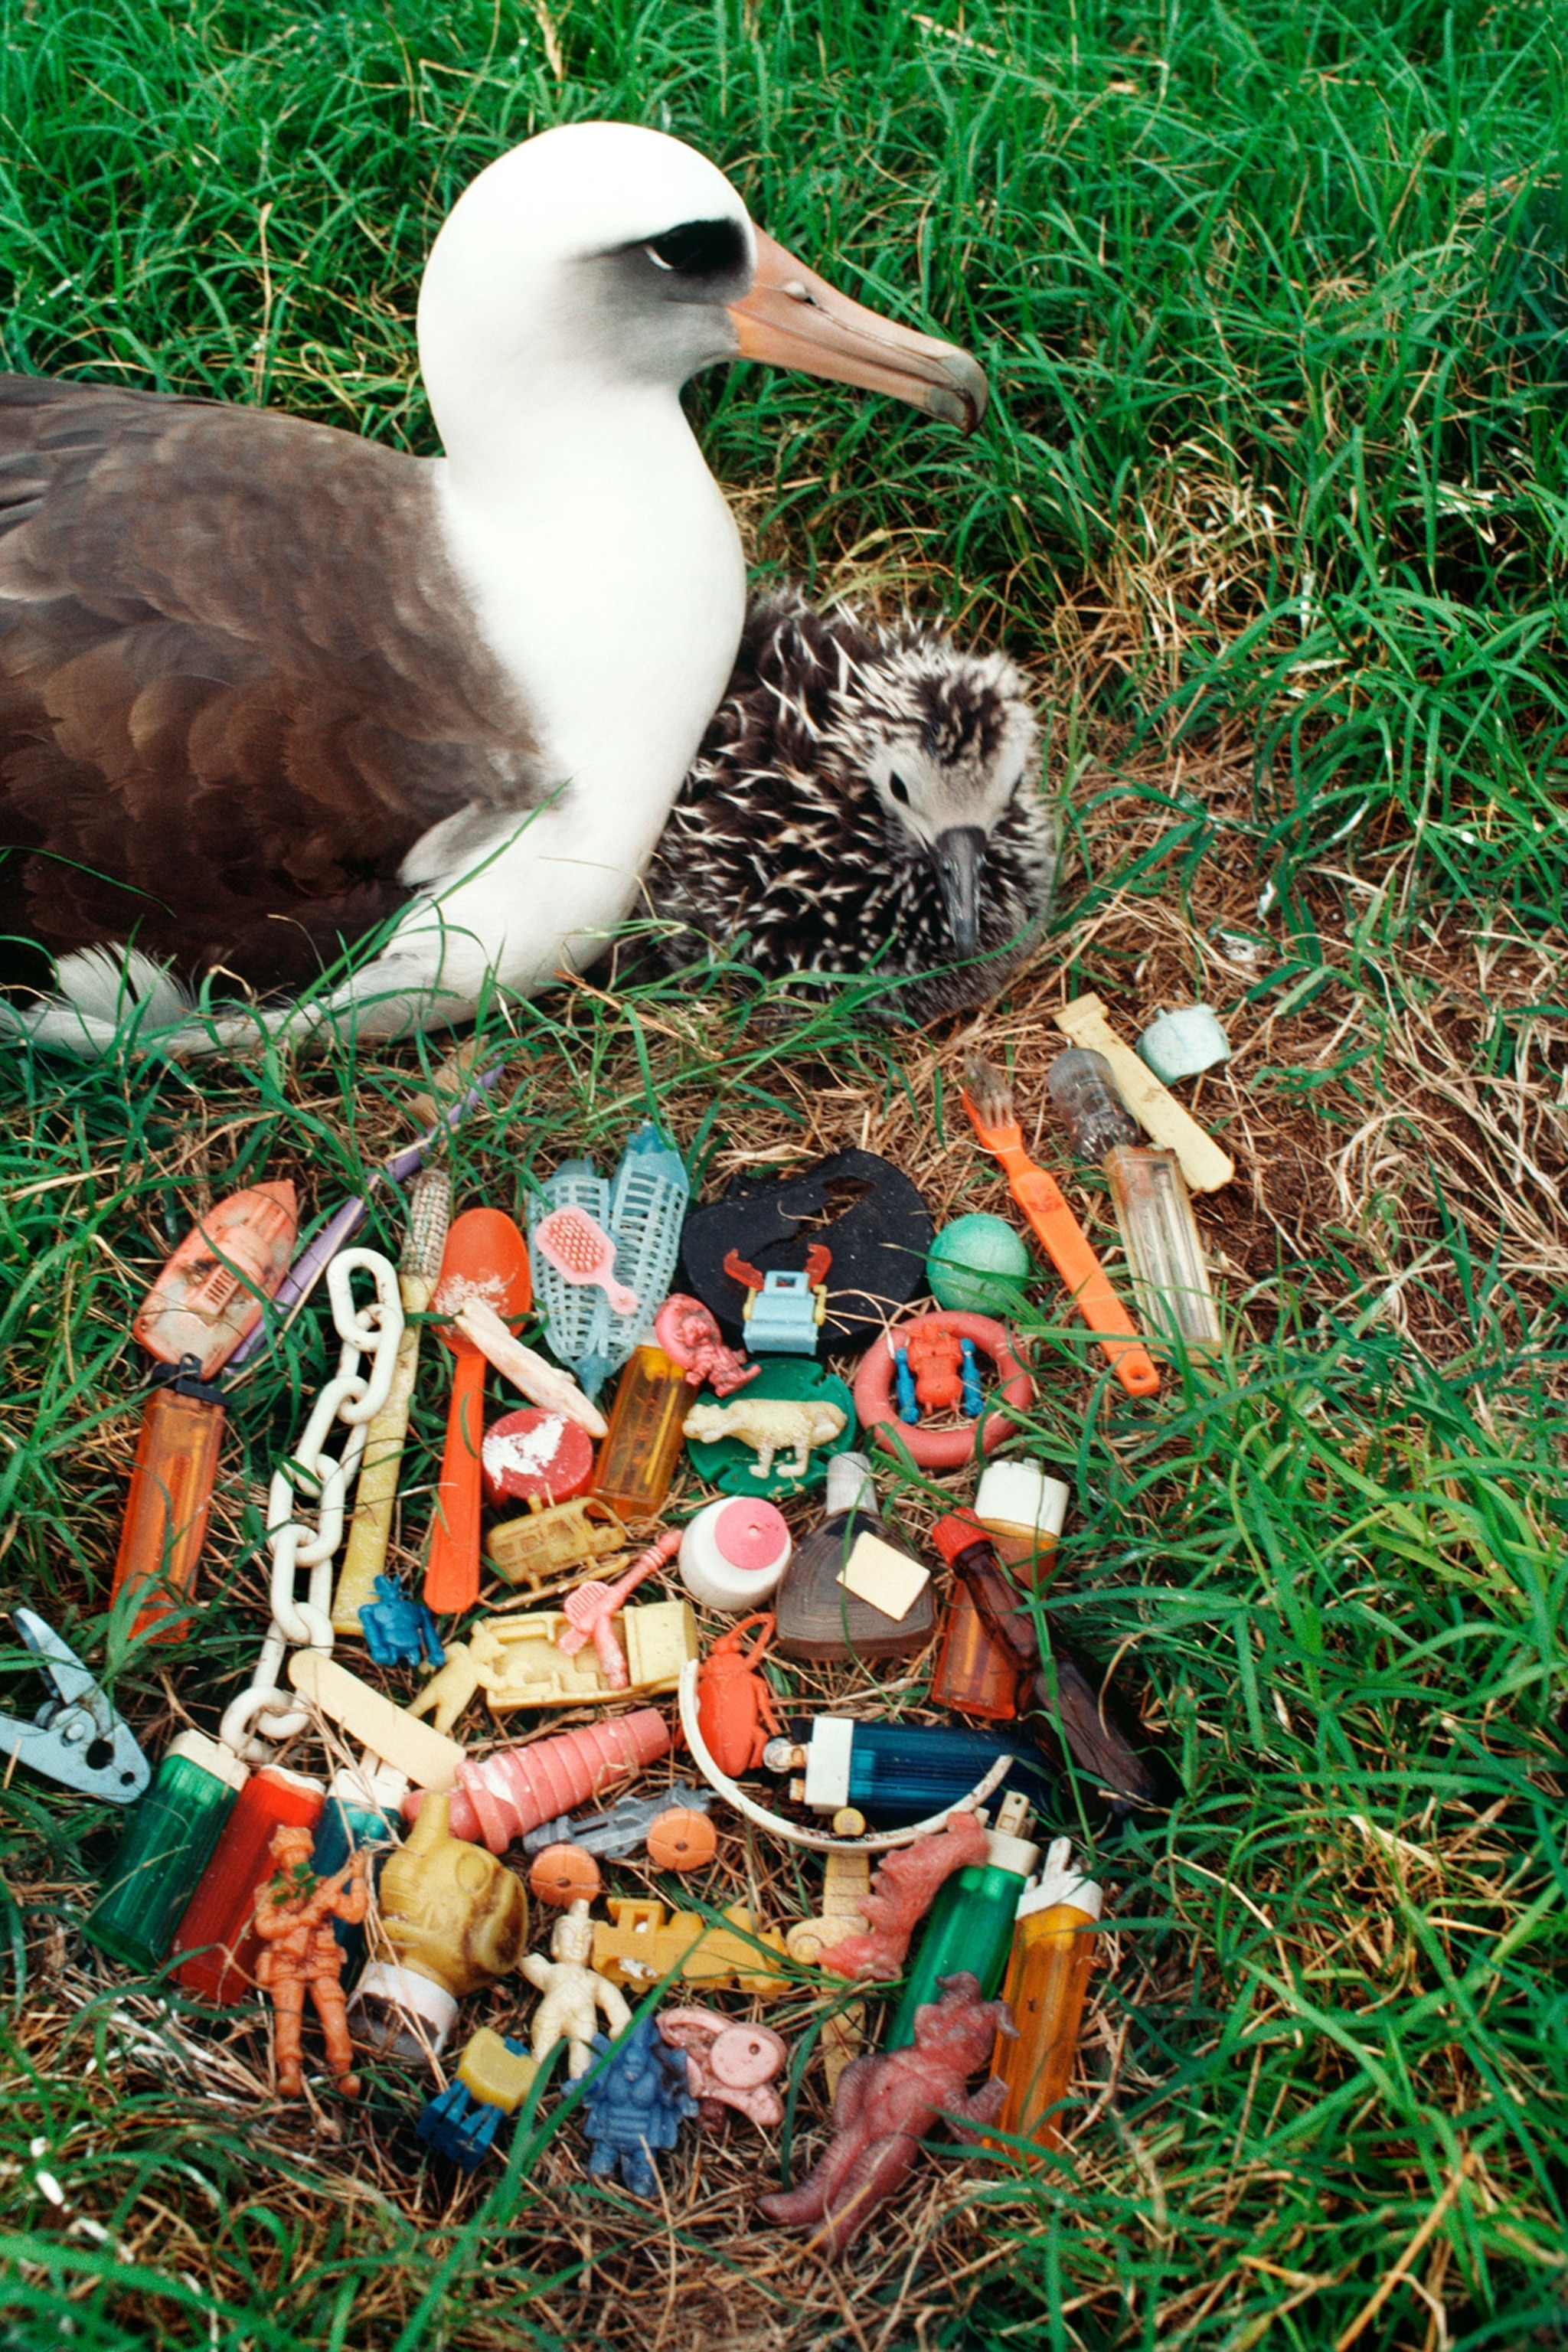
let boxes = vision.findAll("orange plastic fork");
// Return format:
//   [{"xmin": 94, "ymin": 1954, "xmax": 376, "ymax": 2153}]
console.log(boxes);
[{"xmin": 959, "ymin": 1073, "xmax": 1160, "ymax": 1399}]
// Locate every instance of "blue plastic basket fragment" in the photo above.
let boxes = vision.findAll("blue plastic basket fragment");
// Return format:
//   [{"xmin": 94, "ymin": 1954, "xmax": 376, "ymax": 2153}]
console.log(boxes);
[{"xmin": 527, "ymin": 1121, "xmax": 689, "ymax": 1398}]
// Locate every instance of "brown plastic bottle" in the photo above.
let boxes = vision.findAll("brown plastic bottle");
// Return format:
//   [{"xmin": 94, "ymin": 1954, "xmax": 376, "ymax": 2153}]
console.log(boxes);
[
  {"xmin": 929, "ymin": 1513, "xmax": 1023, "ymax": 1720},
  {"xmin": 773, "ymin": 1453, "xmax": 935, "ymax": 1661},
  {"xmin": 929, "ymin": 1462, "xmax": 1069, "ymax": 1717}
]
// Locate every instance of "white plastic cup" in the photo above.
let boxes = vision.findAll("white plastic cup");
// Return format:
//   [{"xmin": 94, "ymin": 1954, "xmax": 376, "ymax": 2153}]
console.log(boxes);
[{"xmin": 679, "ymin": 1496, "xmax": 792, "ymax": 1612}]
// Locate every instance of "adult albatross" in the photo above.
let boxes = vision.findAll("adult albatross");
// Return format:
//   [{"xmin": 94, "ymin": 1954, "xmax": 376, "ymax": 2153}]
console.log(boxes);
[{"xmin": 0, "ymin": 122, "xmax": 985, "ymax": 1057}]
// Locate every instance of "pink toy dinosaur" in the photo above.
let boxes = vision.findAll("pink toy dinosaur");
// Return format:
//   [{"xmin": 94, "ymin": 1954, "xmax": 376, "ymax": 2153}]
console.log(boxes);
[
  {"xmin": 557, "ymin": 1529, "xmax": 681, "ymax": 1687},
  {"xmin": 756, "ymin": 1973, "xmax": 1013, "ymax": 2257},
  {"xmin": 658, "ymin": 2007, "xmax": 788, "ymax": 2131},
  {"xmin": 817, "ymin": 1809, "xmax": 990, "ymax": 1982},
  {"xmin": 654, "ymin": 1294, "xmax": 758, "ymax": 1397}
]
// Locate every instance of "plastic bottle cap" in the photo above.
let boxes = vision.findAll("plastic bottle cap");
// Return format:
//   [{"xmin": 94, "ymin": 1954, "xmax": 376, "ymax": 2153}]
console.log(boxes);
[
  {"xmin": 714, "ymin": 1498, "xmax": 789, "ymax": 1569},
  {"xmin": 975, "ymin": 1459, "xmax": 1070, "ymax": 1540},
  {"xmin": 1018, "ymin": 1834, "xmax": 1103, "ymax": 1919},
  {"xmin": 166, "ymin": 1729, "xmax": 250, "ymax": 1794},
  {"xmin": 824, "ymin": 1452, "xmax": 877, "ymax": 1518},
  {"xmin": 984, "ymin": 1829, "xmax": 1041, "ymax": 1879},
  {"xmin": 930, "ymin": 1511, "xmax": 989, "ymax": 1566},
  {"xmin": 1135, "ymin": 1004, "xmax": 1231, "ymax": 1083}
]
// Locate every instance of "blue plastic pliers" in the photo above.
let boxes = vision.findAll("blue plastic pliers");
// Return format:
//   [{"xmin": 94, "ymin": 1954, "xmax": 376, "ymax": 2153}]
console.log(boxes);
[{"xmin": 0, "ymin": 1611, "xmax": 149, "ymax": 1804}]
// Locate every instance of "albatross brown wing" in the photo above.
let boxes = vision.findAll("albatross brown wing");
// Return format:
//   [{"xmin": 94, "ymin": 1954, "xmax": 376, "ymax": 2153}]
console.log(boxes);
[{"xmin": 0, "ymin": 375, "xmax": 540, "ymax": 995}]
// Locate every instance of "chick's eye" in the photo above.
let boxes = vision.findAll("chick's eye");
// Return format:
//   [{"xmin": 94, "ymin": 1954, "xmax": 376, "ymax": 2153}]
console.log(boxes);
[
  {"xmin": 888, "ymin": 773, "xmax": 912, "ymax": 807},
  {"xmin": 646, "ymin": 217, "xmax": 748, "ymax": 276}
]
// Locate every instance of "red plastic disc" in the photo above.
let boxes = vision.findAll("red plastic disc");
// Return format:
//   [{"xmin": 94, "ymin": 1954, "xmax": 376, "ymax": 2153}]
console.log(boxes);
[{"xmin": 481, "ymin": 1407, "xmax": 596, "ymax": 1507}]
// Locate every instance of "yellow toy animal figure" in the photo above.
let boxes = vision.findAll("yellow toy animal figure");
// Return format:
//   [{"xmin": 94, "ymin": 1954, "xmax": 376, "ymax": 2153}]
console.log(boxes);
[{"xmin": 522, "ymin": 1898, "xmax": 632, "ymax": 2078}]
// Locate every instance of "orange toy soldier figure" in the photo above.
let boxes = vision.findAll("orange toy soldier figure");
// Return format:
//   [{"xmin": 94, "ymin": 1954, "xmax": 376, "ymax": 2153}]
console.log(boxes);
[{"xmin": 253, "ymin": 1824, "xmax": 371, "ymax": 2099}]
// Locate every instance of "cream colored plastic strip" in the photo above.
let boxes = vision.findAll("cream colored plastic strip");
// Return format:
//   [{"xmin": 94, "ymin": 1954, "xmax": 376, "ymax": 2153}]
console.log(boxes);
[
  {"xmin": 289, "ymin": 1650, "xmax": 463, "ymax": 1791},
  {"xmin": 1054, "ymin": 993, "xmax": 1234, "ymax": 1193}
]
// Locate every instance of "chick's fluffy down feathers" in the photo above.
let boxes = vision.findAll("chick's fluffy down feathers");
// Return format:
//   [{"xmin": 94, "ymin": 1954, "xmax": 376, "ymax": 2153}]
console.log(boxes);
[{"xmin": 644, "ymin": 592, "xmax": 1055, "ymax": 1024}]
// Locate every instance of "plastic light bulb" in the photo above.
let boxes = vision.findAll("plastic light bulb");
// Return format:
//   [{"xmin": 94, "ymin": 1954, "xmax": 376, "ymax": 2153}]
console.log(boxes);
[
  {"xmin": 1045, "ymin": 1048, "xmax": 1142, "ymax": 1161},
  {"xmin": 83, "ymin": 1731, "xmax": 249, "ymax": 1971}
]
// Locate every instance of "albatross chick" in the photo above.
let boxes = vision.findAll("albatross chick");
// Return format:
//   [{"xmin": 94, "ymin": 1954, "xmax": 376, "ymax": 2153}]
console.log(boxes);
[{"xmin": 644, "ymin": 591, "xmax": 1055, "ymax": 1022}]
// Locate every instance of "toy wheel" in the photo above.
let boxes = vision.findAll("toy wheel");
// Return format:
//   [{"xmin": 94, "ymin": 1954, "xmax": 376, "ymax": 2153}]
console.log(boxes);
[
  {"xmin": 528, "ymin": 1842, "xmax": 603, "ymax": 1907},
  {"xmin": 646, "ymin": 1808, "xmax": 717, "ymax": 1871},
  {"xmin": 852, "ymin": 1311, "xmax": 1033, "ymax": 1472},
  {"xmin": 708, "ymin": 2024, "xmax": 786, "ymax": 2089}
]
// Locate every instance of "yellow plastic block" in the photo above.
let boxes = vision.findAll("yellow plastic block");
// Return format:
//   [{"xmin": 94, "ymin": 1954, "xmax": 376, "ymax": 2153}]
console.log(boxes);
[
  {"xmin": 591, "ymin": 1896, "xmax": 789, "ymax": 1994},
  {"xmin": 837, "ymin": 1532, "xmax": 931, "ymax": 1623},
  {"xmin": 1054, "ymin": 993, "xmax": 1234, "ymax": 1194},
  {"xmin": 408, "ymin": 1599, "xmax": 698, "ymax": 1730},
  {"xmin": 456, "ymin": 2027, "xmax": 539, "ymax": 2115}
]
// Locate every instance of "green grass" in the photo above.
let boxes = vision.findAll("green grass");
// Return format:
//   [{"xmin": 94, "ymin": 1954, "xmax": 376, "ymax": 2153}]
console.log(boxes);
[{"xmin": 2, "ymin": 2, "xmax": 1567, "ymax": 2348}]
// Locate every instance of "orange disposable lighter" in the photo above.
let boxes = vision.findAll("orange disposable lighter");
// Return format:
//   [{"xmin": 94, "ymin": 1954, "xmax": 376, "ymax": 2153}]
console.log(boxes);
[
  {"xmin": 111, "ymin": 1181, "xmax": 297, "ymax": 1642},
  {"xmin": 959, "ymin": 1054, "xmax": 1159, "ymax": 1399}
]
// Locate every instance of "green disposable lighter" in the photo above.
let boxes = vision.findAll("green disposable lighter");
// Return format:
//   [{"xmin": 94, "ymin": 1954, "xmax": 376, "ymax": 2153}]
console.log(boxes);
[{"xmin": 884, "ymin": 1789, "xmax": 1040, "ymax": 2048}]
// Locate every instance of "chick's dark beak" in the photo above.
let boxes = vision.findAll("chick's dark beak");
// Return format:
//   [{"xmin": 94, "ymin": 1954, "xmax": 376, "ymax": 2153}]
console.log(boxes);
[{"xmin": 933, "ymin": 826, "xmax": 987, "ymax": 956}]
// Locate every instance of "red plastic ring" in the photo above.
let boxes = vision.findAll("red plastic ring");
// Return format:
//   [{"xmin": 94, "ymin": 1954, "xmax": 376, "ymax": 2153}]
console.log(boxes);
[{"xmin": 852, "ymin": 1311, "xmax": 1034, "ymax": 1471}]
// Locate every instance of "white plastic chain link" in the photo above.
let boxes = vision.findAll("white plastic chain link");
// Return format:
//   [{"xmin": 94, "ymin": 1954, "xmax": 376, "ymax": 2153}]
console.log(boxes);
[{"xmin": 220, "ymin": 1249, "xmax": 403, "ymax": 1765}]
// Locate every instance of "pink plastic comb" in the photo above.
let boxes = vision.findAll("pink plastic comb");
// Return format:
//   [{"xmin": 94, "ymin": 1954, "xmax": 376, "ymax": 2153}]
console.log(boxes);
[{"xmin": 534, "ymin": 1205, "xmax": 639, "ymax": 1316}]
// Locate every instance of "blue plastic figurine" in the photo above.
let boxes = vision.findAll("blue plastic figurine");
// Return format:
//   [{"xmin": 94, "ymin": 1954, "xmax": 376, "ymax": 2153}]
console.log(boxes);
[
  {"xmin": 360, "ymin": 1575, "xmax": 445, "ymax": 1668},
  {"xmin": 579, "ymin": 2017, "xmax": 697, "ymax": 2198},
  {"xmin": 418, "ymin": 2064, "xmax": 514, "ymax": 2171},
  {"xmin": 894, "ymin": 1348, "xmax": 920, "ymax": 1424},
  {"xmin": 959, "ymin": 1337, "xmax": 984, "ymax": 1419}
]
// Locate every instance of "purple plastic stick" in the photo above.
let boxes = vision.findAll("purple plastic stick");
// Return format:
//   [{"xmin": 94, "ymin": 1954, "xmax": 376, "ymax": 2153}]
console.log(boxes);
[{"xmin": 224, "ymin": 1062, "xmax": 507, "ymax": 1374}]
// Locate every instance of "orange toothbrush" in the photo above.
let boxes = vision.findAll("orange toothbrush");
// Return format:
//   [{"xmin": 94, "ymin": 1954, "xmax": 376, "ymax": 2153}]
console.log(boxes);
[{"xmin": 959, "ymin": 1053, "xmax": 1160, "ymax": 1398}]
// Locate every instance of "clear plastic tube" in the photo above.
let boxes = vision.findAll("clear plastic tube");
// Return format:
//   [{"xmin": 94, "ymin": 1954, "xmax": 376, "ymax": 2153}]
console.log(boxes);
[{"xmin": 1104, "ymin": 1145, "xmax": 1220, "ymax": 1350}]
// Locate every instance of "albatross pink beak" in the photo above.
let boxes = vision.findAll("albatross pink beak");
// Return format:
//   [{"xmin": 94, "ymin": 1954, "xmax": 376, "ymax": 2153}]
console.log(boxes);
[{"xmin": 729, "ymin": 230, "xmax": 988, "ymax": 434}]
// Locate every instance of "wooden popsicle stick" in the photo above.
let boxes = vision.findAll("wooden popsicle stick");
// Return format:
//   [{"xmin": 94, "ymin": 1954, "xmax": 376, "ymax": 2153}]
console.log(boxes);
[
  {"xmin": 289, "ymin": 1650, "xmax": 463, "ymax": 1791},
  {"xmin": 1054, "ymin": 994, "xmax": 1235, "ymax": 1193}
]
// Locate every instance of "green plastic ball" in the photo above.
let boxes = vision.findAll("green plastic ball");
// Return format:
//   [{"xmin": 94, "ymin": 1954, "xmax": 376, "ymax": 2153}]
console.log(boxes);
[{"xmin": 926, "ymin": 1214, "xmax": 1033, "ymax": 1313}]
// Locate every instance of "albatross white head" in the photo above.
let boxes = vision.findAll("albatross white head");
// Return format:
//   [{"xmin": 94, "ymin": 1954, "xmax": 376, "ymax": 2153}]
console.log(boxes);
[{"xmin": 414, "ymin": 124, "xmax": 987, "ymax": 1006}]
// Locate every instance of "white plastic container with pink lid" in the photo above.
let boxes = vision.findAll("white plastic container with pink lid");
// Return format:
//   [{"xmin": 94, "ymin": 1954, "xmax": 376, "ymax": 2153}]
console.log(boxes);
[{"xmin": 678, "ymin": 1496, "xmax": 793, "ymax": 1613}]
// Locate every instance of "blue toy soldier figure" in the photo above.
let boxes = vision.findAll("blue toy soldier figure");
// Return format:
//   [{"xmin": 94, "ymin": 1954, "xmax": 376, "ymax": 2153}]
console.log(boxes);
[
  {"xmin": 579, "ymin": 2016, "xmax": 697, "ymax": 2197},
  {"xmin": 360, "ymin": 1574, "xmax": 445, "ymax": 1668}
]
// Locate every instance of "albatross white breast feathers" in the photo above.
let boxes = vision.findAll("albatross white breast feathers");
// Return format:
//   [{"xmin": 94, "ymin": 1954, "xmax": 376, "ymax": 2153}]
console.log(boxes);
[{"xmin": 0, "ymin": 122, "xmax": 986, "ymax": 1057}]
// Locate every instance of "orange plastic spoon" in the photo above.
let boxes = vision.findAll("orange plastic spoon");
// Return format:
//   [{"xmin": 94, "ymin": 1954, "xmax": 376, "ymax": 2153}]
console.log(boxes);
[{"xmin": 424, "ymin": 1209, "xmax": 534, "ymax": 1615}]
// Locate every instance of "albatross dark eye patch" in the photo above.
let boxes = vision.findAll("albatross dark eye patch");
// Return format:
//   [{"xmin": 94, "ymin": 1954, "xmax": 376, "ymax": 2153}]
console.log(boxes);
[{"xmin": 646, "ymin": 217, "xmax": 747, "ymax": 277}]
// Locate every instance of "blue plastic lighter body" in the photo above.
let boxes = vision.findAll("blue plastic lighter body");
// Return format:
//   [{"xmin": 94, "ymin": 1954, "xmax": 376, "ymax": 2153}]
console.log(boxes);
[
  {"xmin": 309, "ymin": 1775, "xmax": 400, "ymax": 1969},
  {"xmin": 785, "ymin": 1717, "xmax": 1056, "ymax": 1827}
]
